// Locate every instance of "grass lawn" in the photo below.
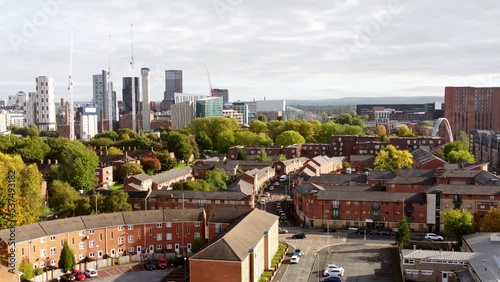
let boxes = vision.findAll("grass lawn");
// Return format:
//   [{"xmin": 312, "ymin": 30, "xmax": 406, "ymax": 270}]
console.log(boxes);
[{"xmin": 110, "ymin": 183, "xmax": 124, "ymax": 190}]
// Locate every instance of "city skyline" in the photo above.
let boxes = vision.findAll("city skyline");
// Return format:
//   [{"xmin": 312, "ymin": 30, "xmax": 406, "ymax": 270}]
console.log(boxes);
[{"xmin": 2, "ymin": 1, "xmax": 500, "ymax": 102}]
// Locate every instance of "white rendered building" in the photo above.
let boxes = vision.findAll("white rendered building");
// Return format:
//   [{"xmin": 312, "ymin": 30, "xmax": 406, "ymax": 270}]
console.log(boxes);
[{"xmin": 35, "ymin": 76, "xmax": 56, "ymax": 131}]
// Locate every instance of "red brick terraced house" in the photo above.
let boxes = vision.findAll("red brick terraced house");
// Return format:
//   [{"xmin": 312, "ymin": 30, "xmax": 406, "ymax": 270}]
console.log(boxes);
[
  {"xmin": 190, "ymin": 208, "xmax": 279, "ymax": 282},
  {"xmin": 298, "ymin": 156, "xmax": 344, "ymax": 177},
  {"xmin": 273, "ymin": 157, "xmax": 309, "ymax": 177}
]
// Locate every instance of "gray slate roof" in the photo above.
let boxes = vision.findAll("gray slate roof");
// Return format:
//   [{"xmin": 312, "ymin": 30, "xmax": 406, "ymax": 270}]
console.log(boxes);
[
  {"xmin": 0, "ymin": 223, "xmax": 47, "ymax": 243},
  {"xmin": 463, "ymin": 233, "xmax": 500, "ymax": 282},
  {"xmin": 402, "ymin": 249, "xmax": 477, "ymax": 261},
  {"xmin": 425, "ymin": 184, "xmax": 500, "ymax": 195},
  {"xmin": 150, "ymin": 189, "xmax": 249, "ymax": 200},
  {"xmin": 81, "ymin": 212, "xmax": 126, "ymax": 229},
  {"xmin": 38, "ymin": 217, "xmax": 86, "ymax": 236},
  {"xmin": 308, "ymin": 174, "xmax": 368, "ymax": 184},
  {"xmin": 316, "ymin": 190, "xmax": 426, "ymax": 203},
  {"xmin": 207, "ymin": 206, "xmax": 253, "ymax": 223},
  {"xmin": 152, "ymin": 166, "xmax": 192, "ymax": 184},
  {"xmin": 130, "ymin": 173, "xmax": 151, "ymax": 181}
]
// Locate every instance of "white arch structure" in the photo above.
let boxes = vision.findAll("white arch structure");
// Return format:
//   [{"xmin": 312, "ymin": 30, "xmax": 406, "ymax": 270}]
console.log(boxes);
[{"xmin": 431, "ymin": 118, "xmax": 454, "ymax": 142}]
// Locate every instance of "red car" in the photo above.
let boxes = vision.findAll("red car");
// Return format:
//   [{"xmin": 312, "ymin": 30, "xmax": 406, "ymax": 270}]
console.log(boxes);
[
  {"xmin": 157, "ymin": 257, "xmax": 168, "ymax": 269},
  {"xmin": 71, "ymin": 270, "xmax": 86, "ymax": 281}
]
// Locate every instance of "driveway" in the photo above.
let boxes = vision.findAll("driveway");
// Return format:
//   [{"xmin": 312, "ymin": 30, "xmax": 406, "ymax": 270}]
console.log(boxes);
[{"xmin": 90, "ymin": 264, "xmax": 173, "ymax": 282}]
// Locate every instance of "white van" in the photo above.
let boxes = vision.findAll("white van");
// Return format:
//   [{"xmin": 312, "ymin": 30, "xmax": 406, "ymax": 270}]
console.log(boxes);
[{"xmin": 279, "ymin": 175, "xmax": 288, "ymax": 182}]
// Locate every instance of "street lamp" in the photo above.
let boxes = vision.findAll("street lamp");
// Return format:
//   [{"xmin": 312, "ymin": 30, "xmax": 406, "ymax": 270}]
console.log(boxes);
[{"xmin": 184, "ymin": 257, "xmax": 187, "ymax": 281}]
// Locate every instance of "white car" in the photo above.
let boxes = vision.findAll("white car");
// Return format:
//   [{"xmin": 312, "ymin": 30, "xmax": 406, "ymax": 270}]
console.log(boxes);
[
  {"xmin": 425, "ymin": 233, "xmax": 444, "ymax": 241},
  {"xmin": 323, "ymin": 265, "xmax": 344, "ymax": 277},
  {"xmin": 264, "ymin": 192, "xmax": 271, "ymax": 197},
  {"xmin": 84, "ymin": 268, "xmax": 98, "ymax": 278},
  {"xmin": 290, "ymin": 255, "xmax": 300, "ymax": 264}
]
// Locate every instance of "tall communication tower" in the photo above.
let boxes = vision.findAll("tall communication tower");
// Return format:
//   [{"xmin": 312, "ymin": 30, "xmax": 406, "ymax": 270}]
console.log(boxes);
[
  {"xmin": 68, "ymin": 33, "xmax": 75, "ymax": 140},
  {"xmin": 130, "ymin": 24, "xmax": 136, "ymax": 132}
]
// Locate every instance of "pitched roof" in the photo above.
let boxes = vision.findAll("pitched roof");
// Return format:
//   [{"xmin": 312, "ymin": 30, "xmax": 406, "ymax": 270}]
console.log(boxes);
[
  {"xmin": 84, "ymin": 188, "xmax": 150, "ymax": 199},
  {"xmin": 402, "ymin": 249, "xmax": 477, "ymax": 261},
  {"xmin": 308, "ymin": 174, "xmax": 368, "ymax": 184},
  {"xmin": 463, "ymin": 233, "xmax": 500, "ymax": 282},
  {"xmin": 130, "ymin": 173, "xmax": 151, "ymax": 181},
  {"xmin": 316, "ymin": 190, "xmax": 426, "ymax": 203},
  {"xmin": 425, "ymin": 184, "xmax": 500, "ymax": 195},
  {"xmin": 38, "ymin": 217, "xmax": 86, "ymax": 236},
  {"xmin": 190, "ymin": 209, "xmax": 278, "ymax": 262},
  {"xmin": 163, "ymin": 209, "xmax": 204, "ymax": 222},
  {"xmin": 349, "ymin": 155, "xmax": 375, "ymax": 162},
  {"xmin": 227, "ymin": 179, "xmax": 254, "ymax": 196},
  {"xmin": 386, "ymin": 176, "xmax": 435, "ymax": 185},
  {"xmin": 152, "ymin": 166, "xmax": 193, "ymax": 184},
  {"xmin": 122, "ymin": 210, "xmax": 164, "ymax": 224},
  {"xmin": 367, "ymin": 171, "xmax": 395, "ymax": 180},
  {"xmin": 207, "ymin": 206, "xmax": 252, "ymax": 223},
  {"xmin": 150, "ymin": 189, "xmax": 249, "ymax": 200},
  {"xmin": 80, "ymin": 212, "xmax": 126, "ymax": 229},
  {"xmin": 0, "ymin": 223, "xmax": 47, "ymax": 243},
  {"xmin": 396, "ymin": 169, "xmax": 436, "ymax": 178},
  {"xmin": 281, "ymin": 157, "xmax": 309, "ymax": 166},
  {"xmin": 411, "ymin": 148, "xmax": 446, "ymax": 165}
]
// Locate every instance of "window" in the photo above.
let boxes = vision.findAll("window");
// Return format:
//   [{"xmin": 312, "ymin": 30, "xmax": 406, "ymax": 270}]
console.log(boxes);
[
  {"xmin": 166, "ymin": 233, "xmax": 172, "ymax": 240},
  {"xmin": 79, "ymin": 230, "xmax": 85, "ymax": 236},
  {"xmin": 166, "ymin": 244, "xmax": 173, "ymax": 250},
  {"xmin": 79, "ymin": 242, "xmax": 85, "ymax": 250},
  {"xmin": 133, "ymin": 203, "xmax": 141, "ymax": 209},
  {"xmin": 128, "ymin": 236, "xmax": 134, "ymax": 243},
  {"xmin": 156, "ymin": 223, "xmax": 162, "ymax": 228},
  {"xmin": 72, "ymin": 238, "xmax": 74, "ymax": 245},
  {"xmin": 194, "ymin": 232, "xmax": 200, "ymax": 238},
  {"xmin": 166, "ymin": 222, "xmax": 172, "ymax": 227},
  {"xmin": 156, "ymin": 234, "xmax": 162, "ymax": 241},
  {"xmin": 128, "ymin": 247, "xmax": 135, "ymax": 253},
  {"xmin": 403, "ymin": 259, "xmax": 415, "ymax": 265},
  {"xmin": 89, "ymin": 252, "xmax": 95, "ymax": 257},
  {"xmin": 176, "ymin": 226, "xmax": 180, "ymax": 234},
  {"xmin": 49, "ymin": 235, "xmax": 55, "ymax": 241},
  {"xmin": 215, "ymin": 224, "xmax": 222, "ymax": 234},
  {"xmin": 99, "ymin": 233, "xmax": 103, "ymax": 241},
  {"xmin": 110, "ymin": 232, "xmax": 114, "ymax": 239},
  {"xmin": 50, "ymin": 247, "xmax": 56, "ymax": 255},
  {"xmin": 89, "ymin": 229, "xmax": 95, "ymax": 234},
  {"xmin": 40, "ymin": 237, "xmax": 45, "ymax": 243},
  {"xmin": 118, "ymin": 237, "xmax": 124, "ymax": 244},
  {"xmin": 156, "ymin": 245, "xmax": 162, "ymax": 250},
  {"xmin": 128, "ymin": 225, "xmax": 133, "ymax": 230},
  {"xmin": 149, "ymin": 228, "xmax": 152, "ymax": 236},
  {"xmin": 118, "ymin": 226, "xmax": 124, "ymax": 231},
  {"xmin": 50, "ymin": 260, "xmax": 56, "ymax": 265},
  {"xmin": 118, "ymin": 248, "xmax": 124, "ymax": 253},
  {"xmin": 194, "ymin": 222, "xmax": 201, "ymax": 227},
  {"xmin": 41, "ymin": 249, "xmax": 46, "ymax": 257},
  {"xmin": 187, "ymin": 227, "xmax": 190, "ymax": 234},
  {"xmin": 79, "ymin": 254, "xmax": 85, "ymax": 260}
]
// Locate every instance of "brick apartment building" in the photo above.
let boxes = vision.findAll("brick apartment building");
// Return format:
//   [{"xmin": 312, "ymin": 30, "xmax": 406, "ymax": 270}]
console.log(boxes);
[{"xmin": 470, "ymin": 129, "xmax": 500, "ymax": 175}]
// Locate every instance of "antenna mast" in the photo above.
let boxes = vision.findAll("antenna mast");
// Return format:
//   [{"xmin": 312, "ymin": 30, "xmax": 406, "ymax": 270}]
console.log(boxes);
[
  {"xmin": 130, "ymin": 24, "xmax": 136, "ymax": 132},
  {"xmin": 107, "ymin": 34, "xmax": 113, "ymax": 131},
  {"xmin": 68, "ymin": 33, "xmax": 75, "ymax": 140}
]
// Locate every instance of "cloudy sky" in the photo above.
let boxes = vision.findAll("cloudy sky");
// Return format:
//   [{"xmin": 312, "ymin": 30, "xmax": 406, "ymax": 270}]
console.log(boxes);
[{"xmin": 1, "ymin": 0, "xmax": 500, "ymax": 103}]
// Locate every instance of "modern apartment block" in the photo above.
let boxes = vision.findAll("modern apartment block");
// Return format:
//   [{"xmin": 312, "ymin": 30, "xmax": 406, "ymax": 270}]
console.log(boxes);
[
  {"xmin": 141, "ymin": 68, "xmax": 151, "ymax": 132},
  {"xmin": 93, "ymin": 71, "xmax": 107, "ymax": 120},
  {"xmin": 171, "ymin": 101, "xmax": 194, "ymax": 129},
  {"xmin": 196, "ymin": 97, "xmax": 223, "ymax": 118},
  {"xmin": 445, "ymin": 86, "xmax": 500, "ymax": 139},
  {"xmin": 79, "ymin": 103, "xmax": 99, "ymax": 140},
  {"xmin": 34, "ymin": 76, "xmax": 56, "ymax": 131},
  {"xmin": 470, "ymin": 129, "xmax": 500, "ymax": 175},
  {"xmin": 122, "ymin": 77, "xmax": 140, "ymax": 115},
  {"xmin": 357, "ymin": 103, "xmax": 444, "ymax": 121},
  {"xmin": 162, "ymin": 70, "xmax": 183, "ymax": 111},
  {"xmin": 211, "ymin": 88, "xmax": 229, "ymax": 104},
  {"xmin": 232, "ymin": 101, "xmax": 249, "ymax": 125}
]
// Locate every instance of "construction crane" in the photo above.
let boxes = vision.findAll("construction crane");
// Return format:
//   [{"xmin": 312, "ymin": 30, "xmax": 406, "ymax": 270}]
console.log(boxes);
[
  {"xmin": 68, "ymin": 33, "xmax": 75, "ymax": 141},
  {"xmin": 130, "ymin": 24, "xmax": 136, "ymax": 132},
  {"xmin": 204, "ymin": 65, "xmax": 214, "ymax": 96}
]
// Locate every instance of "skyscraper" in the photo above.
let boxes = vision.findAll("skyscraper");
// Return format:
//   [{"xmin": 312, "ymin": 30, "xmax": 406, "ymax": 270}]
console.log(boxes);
[
  {"xmin": 212, "ymin": 88, "xmax": 229, "ymax": 104},
  {"xmin": 141, "ymin": 67, "xmax": 151, "ymax": 132},
  {"xmin": 122, "ymin": 77, "xmax": 140, "ymax": 115},
  {"xmin": 445, "ymin": 86, "xmax": 500, "ymax": 139},
  {"xmin": 93, "ymin": 70, "xmax": 107, "ymax": 120},
  {"xmin": 35, "ymin": 76, "xmax": 56, "ymax": 131},
  {"xmin": 162, "ymin": 70, "xmax": 182, "ymax": 111},
  {"xmin": 196, "ymin": 97, "xmax": 223, "ymax": 118}
]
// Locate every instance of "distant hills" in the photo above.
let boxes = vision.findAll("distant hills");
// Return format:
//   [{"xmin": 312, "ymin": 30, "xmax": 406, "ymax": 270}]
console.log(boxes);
[{"xmin": 288, "ymin": 96, "xmax": 444, "ymax": 106}]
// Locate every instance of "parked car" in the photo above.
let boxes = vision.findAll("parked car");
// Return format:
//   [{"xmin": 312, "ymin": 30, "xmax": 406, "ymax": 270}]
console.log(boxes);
[
  {"xmin": 323, "ymin": 277, "xmax": 342, "ymax": 282},
  {"xmin": 264, "ymin": 192, "xmax": 271, "ymax": 197},
  {"xmin": 323, "ymin": 265, "xmax": 345, "ymax": 277},
  {"xmin": 157, "ymin": 257, "xmax": 168, "ymax": 269},
  {"xmin": 71, "ymin": 270, "xmax": 86, "ymax": 281},
  {"xmin": 294, "ymin": 248, "xmax": 304, "ymax": 257},
  {"xmin": 292, "ymin": 232, "xmax": 306, "ymax": 239},
  {"xmin": 425, "ymin": 233, "xmax": 444, "ymax": 241},
  {"xmin": 279, "ymin": 227, "xmax": 288, "ymax": 234},
  {"xmin": 355, "ymin": 229, "xmax": 370, "ymax": 235},
  {"xmin": 60, "ymin": 274, "xmax": 76, "ymax": 282},
  {"xmin": 290, "ymin": 255, "xmax": 300, "ymax": 264},
  {"xmin": 260, "ymin": 198, "xmax": 266, "ymax": 205},
  {"xmin": 84, "ymin": 268, "xmax": 97, "ymax": 278},
  {"xmin": 324, "ymin": 227, "xmax": 338, "ymax": 232},
  {"xmin": 376, "ymin": 230, "xmax": 394, "ymax": 236},
  {"xmin": 145, "ymin": 260, "xmax": 156, "ymax": 270},
  {"xmin": 279, "ymin": 175, "xmax": 288, "ymax": 182}
]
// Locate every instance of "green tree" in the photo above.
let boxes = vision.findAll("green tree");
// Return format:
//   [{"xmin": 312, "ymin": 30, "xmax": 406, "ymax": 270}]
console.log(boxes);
[
  {"xmin": 189, "ymin": 117, "xmax": 240, "ymax": 143},
  {"xmin": 102, "ymin": 190, "xmax": 132, "ymax": 213},
  {"xmin": 115, "ymin": 163, "xmax": 144, "ymax": 182},
  {"xmin": 58, "ymin": 241, "xmax": 76, "ymax": 272},
  {"xmin": 88, "ymin": 137, "xmax": 114, "ymax": 148},
  {"xmin": 0, "ymin": 135, "xmax": 17, "ymax": 153},
  {"xmin": 142, "ymin": 157, "xmax": 161, "ymax": 175},
  {"xmin": 18, "ymin": 261, "xmax": 35, "ymax": 280},
  {"xmin": 49, "ymin": 180, "xmax": 81, "ymax": 218},
  {"xmin": 187, "ymin": 135, "xmax": 200, "ymax": 160},
  {"xmin": 442, "ymin": 208, "xmax": 474, "ymax": 242},
  {"xmin": 257, "ymin": 115, "xmax": 267, "ymax": 122},
  {"xmin": 457, "ymin": 131, "xmax": 470, "ymax": 151},
  {"xmin": 53, "ymin": 141, "xmax": 99, "ymax": 191},
  {"xmin": 396, "ymin": 216, "xmax": 411, "ymax": 248},
  {"xmin": 195, "ymin": 132, "xmax": 213, "ymax": 151},
  {"xmin": 13, "ymin": 136, "xmax": 50, "ymax": 163},
  {"xmin": 214, "ymin": 130, "xmax": 235, "ymax": 154},
  {"xmin": 165, "ymin": 132, "xmax": 193, "ymax": 163},
  {"xmin": 190, "ymin": 237, "xmax": 206, "ymax": 253},
  {"xmin": 267, "ymin": 120, "xmax": 286, "ymax": 142},
  {"xmin": 0, "ymin": 153, "xmax": 44, "ymax": 229},
  {"xmin": 249, "ymin": 120, "xmax": 268, "ymax": 135},
  {"xmin": 278, "ymin": 154, "xmax": 287, "ymax": 161},
  {"xmin": 205, "ymin": 168, "xmax": 230, "ymax": 189},
  {"xmin": 237, "ymin": 148, "xmax": 247, "ymax": 160},
  {"xmin": 398, "ymin": 125, "xmax": 415, "ymax": 137},
  {"xmin": 447, "ymin": 150, "xmax": 475, "ymax": 164},
  {"xmin": 234, "ymin": 131, "xmax": 258, "ymax": 145},
  {"xmin": 483, "ymin": 208, "xmax": 500, "ymax": 232},
  {"xmin": 154, "ymin": 151, "xmax": 177, "ymax": 171},
  {"xmin": 117, "ymin": 128, "xmax": 139, "ymax": 139},
  {"xmin": 119, "ymin": 133, "xmax": 130, "ymax": 141},
  {"xmin": 108, "ymin": 147, "xmax": 124, "ymax": 156},
  {"xmin": 443, "ymin": 141, "xmax": 468, "ymax": 160},
  {"xmin": 376, "ymin": 125, "xmax": 389, "ymax": 141},
  {"xmin": 254, "ymin": 133, "xmax": 273, "ymax": 146},
  {"xmin": 335, "ymin": 113, "xmax": 353, "ymax": 125},
  {"xmin": 255, "ymin": 148, "xmax": 272, "ymax": 162},
  {"xmin": 94, "ymin": 131, "xmax": 119, "ymax": 140},
  {"xmin": 44, "ymin": 137, "xmax": 71, "ymax": 160},
  {"xmin": 351, "ymin": 117, "xmax": 365, "ymax": 128},
  {"xmin": 11, "ymin": 124, "xmax": 39, "ymax": 137},
  {"xmin": 373, "ymin": 145, "xmax": 413, "ymax": 172},
  {"xmin": 275, "ymin": 130, "xmax": 306, "ymax": 146}
]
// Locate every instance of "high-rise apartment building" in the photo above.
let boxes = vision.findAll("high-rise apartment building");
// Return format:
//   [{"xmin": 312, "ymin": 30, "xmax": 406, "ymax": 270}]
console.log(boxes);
[
  {"xmin": 122, "ymin": 77, "xmax": 140, "ymax": 115},
  {"xmin": 232, "ymin": 101, "xmax": 249, "ymax": 125},
  {"xmin": 35, "ymin": 76, "xmax": 56, "ymax": 131},
  {"xmin": 141, "ymin": 68, "xmax": 151, "ymax": 132},
  {"xmin": 7, "ymin": 91, "xmax": 27, "ymax": 109},
  {"xmin": 93, "ymin": 71, "xmax": 107, "ymax": 119},
  {"xmin": 162, "ymin": 70, "xmax": 182, "ymax": 111},
  {"xmin": 444, "ymin": 86, "xmax": 500, "ymax": 139},
  {"xmin": 212, "ymin": 88, "xmax": 229, "ymax": 104},
  {"xmin": 171, "ymin": 101, "xmax": 194, "ymax": 129},
  {"xmin": 196, "ymin": 97, "xmax": 223, "ymax": 118},
  {"xmin": 80, "ymin": 103, "xmax": 99, "ymax": 140}
]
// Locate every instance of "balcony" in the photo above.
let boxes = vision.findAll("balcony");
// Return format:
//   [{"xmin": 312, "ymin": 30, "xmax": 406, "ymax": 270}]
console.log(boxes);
[
  {"xmin": 331, "ymin": 214, "xmax": 341, "ymax": 220},
  {"xmin": 405, "ymin": 206, "xmax": 414, "ymax": 213}
]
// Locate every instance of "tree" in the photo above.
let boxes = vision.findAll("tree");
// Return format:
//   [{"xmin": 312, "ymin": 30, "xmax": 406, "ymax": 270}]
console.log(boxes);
[
  {"xmin": 442, "ymin": 208, "xmax": 474, "ymax": 242},
  {"xmin": 88, "ymin": 137, "xmax": 114, "ymax": 148},
  {"xmin": 44, "ymin": 137, "xmax": 72, "ymax": 160},
  {"xmin": 373, "ymin": 145, "xmax": 413, "ymax": 172},
  {"xmin": 396, "ymin": 216, "xmax": 411, "ymax": 248},
  {"xmin": 49, "ymin": 180, "xmax": 81, "ymax": 218},
  {"xmin": 11, "ymin": 124, "xmax": 39, "ymax": 137},
  {"xmin": 335, "ymin": 113, "xmax": 353, "ymax": 125},
  {"xmin": 142, "ymin": 157, "xmax": 161, "ymax": 175},
  {"xmin": 205, "ymin": 168, "xmax": 230, "ymax": 189},
  {"xmin": 483, "ymin": 208, "xmax": 500, "ymax": 232},
  {"xmin": 165, "ymin": 132, "xmax": 193, "ymax": 163},
  {"xmin": 117, "ymin": 128, "xmax": 139, "ymax": 139},
  {"xmin": 214, "ymin": 130, "xmax": 235, "ymax": 154},
  {"xmin": 18, "ymin": 261, "xmax": 35, "ymax": 280},
  {"xmin": 447, "ymin": 150, "xmax": 475, "ymax": 164},
  {"xmin": 115, "ymin": 163, "xmax": 144, "ymax": 182},
  {"xmin": 442, "ymin": 141, "xmax": 468, "ymax": 160},
  {"xmin": 102, "ymin": 190, "xmax": 132, "ymax": 213},
  {"xmin": 108, "ymin": 147, "xmax": 124, "ymax": 156},
  {"xmin": 255, "ymin": 148, "xmax": 272, "ymax": 162},
  {"xmin": 0, "ymin": 153, "xmax": 44, "ymax": 229},
  {"xmin": 234, "ymin": 131, "xmax": 258, "ymax": 146},
  {"xmin": 13, "ymin": 136, "xmax": 50, "ymax": 163},
  {"xmin": 94, "ymin": 131, "xmax": 119, "ymax": 141},
  {"xmin": 237, "ymin": 148, "xmax": 247, "ymax": 160},
  {"xmin": 190, "ymin": 237, "xmax": 206, "ymax": 253},
  {"xmin": 53, "ymin": 141, "xmax": 99, "ymax": 191},
  {"xmin": 195, "ymin": 132, "xmax": 213, "ymax": 151},
  {"xmin": 275, "ymin": 130, "xmax": 306, "ymax": 146},
  {"xmin": 278, "ymin": 154, "xmax": 287, "ymax": 161},
  {"xmin": 257, "ymin": 115, "xmax": 267, "ymax": 122},
  {"xmin": 398, "ymin": 125, "xmax": 415, "ymax": 137},
  {"xmin": 249, "ymin": 120, "xmax": 268, "ymax": 135},
  {"xmin": 154, "ymin": 151, "xmax": 177, "ymax": 171},
  {"xmin": 457, "ymin": 131, "xmax": 470, "ymax": 151},
  {"xmin": 376, "ymin": 125, "xmax": 389, "ymax": 141},
  {"xmin": 58, "ymin": 241, "xmax": 76, "ymax": 272}
]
